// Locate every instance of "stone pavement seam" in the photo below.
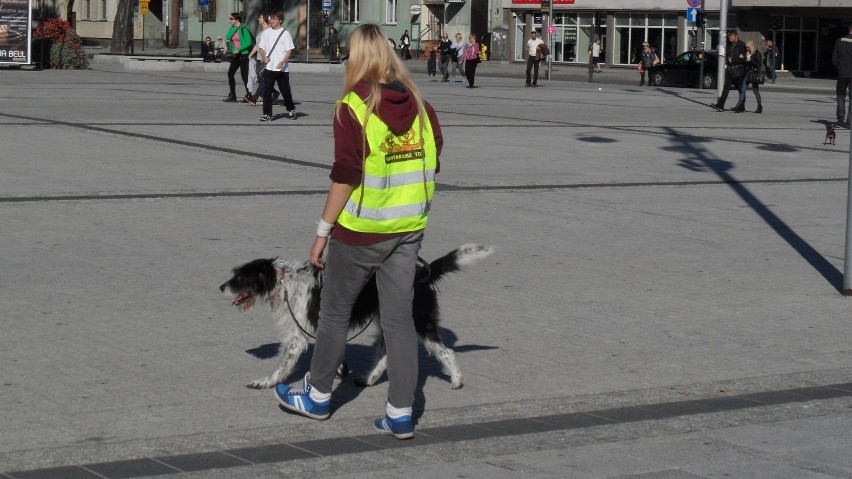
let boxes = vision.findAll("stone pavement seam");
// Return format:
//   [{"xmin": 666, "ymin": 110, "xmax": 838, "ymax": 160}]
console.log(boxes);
[{"xmin": 5, "ymin": 382, "xmax": 851, "ymax": 479}]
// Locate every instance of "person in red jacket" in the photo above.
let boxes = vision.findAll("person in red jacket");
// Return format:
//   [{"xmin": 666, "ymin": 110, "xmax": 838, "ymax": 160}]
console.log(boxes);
[{"xmin": 275, "ymin": 23, "xmax": 443, "ymax": 440}]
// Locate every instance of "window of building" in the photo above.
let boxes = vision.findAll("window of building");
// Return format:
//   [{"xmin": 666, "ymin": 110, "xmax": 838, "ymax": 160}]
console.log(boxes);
[
  {"xmin": 776, "ymin": 16, "xmax": 817, "ymax": 71},
  {"xmin": 544, "ymin": 12, "xmax": 605, "ymax": 64},
  {"xmin": 343, "ymin": 0, "xmax": 359, "ymax": 23},
  {"xmin": 100, "ymin": 0, "xmax": 107, "ymax": 20},
  {"xmin": 613, "ymin": 13, "xmax": 676, "ymax": 65},
  {"xmin": 200, "ymin": 0, "xmax": 216, "ymax": 22},
  {"xmin": 386, "ymin": 0, "xmax": 396, "ymax": 24},
  {"xmin": 514, "ymin": 13, "xmax": 527, "ymax": 61},
  {"xmin": 84, "ymin": 0, "xmax": 91, "ymax": 20}
]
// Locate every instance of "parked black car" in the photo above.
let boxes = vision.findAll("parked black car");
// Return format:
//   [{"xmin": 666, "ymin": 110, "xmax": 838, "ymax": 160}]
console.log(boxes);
[{"xmin": 647, "ymin": 50, "xmax": 720, "ymax": 89}]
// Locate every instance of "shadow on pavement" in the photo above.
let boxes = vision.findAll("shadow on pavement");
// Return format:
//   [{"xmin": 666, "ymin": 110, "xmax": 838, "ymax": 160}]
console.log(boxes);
[{"xmin": 666, "ymin": 126, "xmax": 843, "ymax": 292}]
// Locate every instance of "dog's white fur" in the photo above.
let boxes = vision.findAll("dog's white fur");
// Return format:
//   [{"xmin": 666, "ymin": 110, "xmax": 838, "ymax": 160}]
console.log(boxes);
[{"xmin": 222, "ymin": 244, "xmax": 494, "ymax": 390}]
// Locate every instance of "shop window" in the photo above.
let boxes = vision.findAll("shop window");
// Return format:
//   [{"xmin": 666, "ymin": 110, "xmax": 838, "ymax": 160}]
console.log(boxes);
[
  {"xmin": 613, "ymin": 13, "xmax": 677, "ymax": 65},
  {"xmin": 543, "ymin": 13, "xmax": 604, "ymax": 64},
  {"xmin": 800, "ymin": 31, "xmax": 815, "ymax": 71},
  {"xmin": 775, "ymin": 16, "xmax": 817, "ymax": 71}
]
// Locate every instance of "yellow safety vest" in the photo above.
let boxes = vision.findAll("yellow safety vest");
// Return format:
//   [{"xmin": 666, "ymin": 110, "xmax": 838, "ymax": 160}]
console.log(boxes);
[{"xmin": 337, "ymin": 91, "xmax": 437, "ymax": 233}]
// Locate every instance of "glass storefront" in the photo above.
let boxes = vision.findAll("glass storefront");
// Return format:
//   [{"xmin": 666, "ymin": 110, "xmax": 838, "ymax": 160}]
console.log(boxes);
[
  {"xmin": 510, "ymin": 9, "xmax": 822, "ymax": 72},
  {"xmin": 777, "ymin": 15, "xmax": 817, "ymax": 71},
  {"xmin": 613, "ymin": 13, "xmax": 678, "ymax": 65},
  {"xmin": 551, "ymin": 13, "xmax": 606, "ymax": 63}
]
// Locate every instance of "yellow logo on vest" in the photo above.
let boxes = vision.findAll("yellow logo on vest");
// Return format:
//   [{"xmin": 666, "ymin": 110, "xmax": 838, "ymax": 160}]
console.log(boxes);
[{"xmin": 380, "ymin": 128, "xmax": 425, "ymax": 163}]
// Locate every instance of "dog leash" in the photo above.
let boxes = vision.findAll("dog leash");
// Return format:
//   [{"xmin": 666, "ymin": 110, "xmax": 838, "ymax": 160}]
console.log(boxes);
[
  {"xmin": 280, "ymin": 283, "xmax": 374, "ymax": 343},
  {"xmin": 280, "ymin": 257, "xmax": 431, "ymax": 342}
]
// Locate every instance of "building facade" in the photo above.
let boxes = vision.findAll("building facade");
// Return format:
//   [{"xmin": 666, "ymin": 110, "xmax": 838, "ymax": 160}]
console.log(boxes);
[
  {"xmin": 53, "ymin": 0, "xmax": 852, "ymax": 74},
  {"xmin": 65, "ymin": 0, "xmax": 486, "ymax": 56},
  {"xmin": 502, "ymin": 0, "xmax": 852, "ymax": 75}
]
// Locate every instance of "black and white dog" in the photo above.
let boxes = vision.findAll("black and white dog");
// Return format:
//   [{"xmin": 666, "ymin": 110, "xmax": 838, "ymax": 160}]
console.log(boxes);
[{"xmin": 220, "ymin": 244, "xmax": 494, "ymax": 390}]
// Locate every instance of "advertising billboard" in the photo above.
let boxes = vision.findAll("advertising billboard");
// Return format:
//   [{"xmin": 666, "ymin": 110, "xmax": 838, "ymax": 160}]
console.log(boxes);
[{"xmin": 0, "ymin": 0, "xmax": 31, "ymax": 64}]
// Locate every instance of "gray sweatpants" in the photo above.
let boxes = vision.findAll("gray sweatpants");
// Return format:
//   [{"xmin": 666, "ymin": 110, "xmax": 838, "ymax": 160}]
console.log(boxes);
[{"xmin": 309, "ymin": 230, "xmax": 423, "ymax": 408}]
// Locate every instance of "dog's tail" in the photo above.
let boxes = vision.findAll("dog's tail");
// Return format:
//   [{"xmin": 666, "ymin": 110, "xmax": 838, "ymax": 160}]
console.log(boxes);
[{"xmin": 421, "ymin": 244, "xmax": 495, "ymax": 285}]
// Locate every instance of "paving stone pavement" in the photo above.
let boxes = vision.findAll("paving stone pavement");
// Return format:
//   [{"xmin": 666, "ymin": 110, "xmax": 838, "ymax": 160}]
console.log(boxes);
[{"xmin": 1, "ymin": 59, "xmax": 851, "ymax": 478}]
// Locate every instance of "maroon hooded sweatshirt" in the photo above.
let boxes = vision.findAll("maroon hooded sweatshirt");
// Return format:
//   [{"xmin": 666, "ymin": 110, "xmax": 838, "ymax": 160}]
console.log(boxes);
[{"xmin": 330, "ymin": 81, "xmax": 443, "ymax": 246}]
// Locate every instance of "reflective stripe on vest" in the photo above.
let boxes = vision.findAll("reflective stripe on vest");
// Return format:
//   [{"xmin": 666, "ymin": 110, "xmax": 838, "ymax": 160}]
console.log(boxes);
[{"xmin": 337, "ymin": 91, "xmax": 437, "ymax": 233}]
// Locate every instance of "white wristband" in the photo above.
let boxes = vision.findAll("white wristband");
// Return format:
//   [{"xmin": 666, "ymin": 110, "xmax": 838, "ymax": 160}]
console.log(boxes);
[{"xmin": 316, "ymin": 219, "xmax": 334, "ymax": 238}]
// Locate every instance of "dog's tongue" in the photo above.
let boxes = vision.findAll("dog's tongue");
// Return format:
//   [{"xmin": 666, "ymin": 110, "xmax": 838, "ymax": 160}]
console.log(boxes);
[{"xmin": 232, "ymin": 292, "xmax": 251, "ymax": 306}]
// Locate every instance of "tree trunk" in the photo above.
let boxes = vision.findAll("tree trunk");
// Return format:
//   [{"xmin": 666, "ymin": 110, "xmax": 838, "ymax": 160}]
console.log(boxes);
[{"xmin": 110, "ymin": 0, "xmax": 134, "ymax": 54}]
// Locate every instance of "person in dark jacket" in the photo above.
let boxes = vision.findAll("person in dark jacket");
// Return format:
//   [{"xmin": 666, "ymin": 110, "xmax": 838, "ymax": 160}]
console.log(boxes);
[
  {"xmin": 710, "ymin": 29, "xmax": 748, "ymax": 112},
  {"xmin": 832, "ymin": 26, "xmax": 852, "ymax": 124},
  {"xmin": 201, "ymin": 36, "xmax": 216, "ymax": 62},
  {"xmin": 327, "ymin": 26, "xmax": 339, "ymax": 60},
  {"xmin": 764, "ymin": 38, "xmax": 779, "ymax": 84},
  {"xmin": 438, "ymin": 32, "xmax": 452, "ymax": 82},
  {"xmin": 745, "ymin": 40, "xmax": 763, "ymax": 113}
]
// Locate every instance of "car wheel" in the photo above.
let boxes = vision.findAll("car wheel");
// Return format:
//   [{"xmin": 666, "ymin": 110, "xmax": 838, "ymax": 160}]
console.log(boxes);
[
  {"xmin": 651, "ymin": 71, "xmax": 665, "ymax": 87},
  {"xmin": 702, "ymin": 72, "xmax": 715, "ymax": 89}
]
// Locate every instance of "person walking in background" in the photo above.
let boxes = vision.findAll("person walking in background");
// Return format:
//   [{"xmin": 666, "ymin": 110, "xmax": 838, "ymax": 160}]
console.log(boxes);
[
  {"xmin": 744, "ymin": 40, "xmax": 764, "ymax": 113},
  {"xmin": 328, "ymin": 26, "xmax": 340, "ymax": 60},
  {"xmin": 451, "ymin": 33, "xmax": 466, "ymax": 83},
  {"xmin": 710, "ymin": 29, "xmax": 747, "ymax": 113},
  {"xmin": 590, "ymin": 36, "xmax": 603, "ymax": 73},
  {"xmin": 637, "ymin": 42, "xmax": 658, "ymax": 86},
  {"xmin": 525, "ymin": 30, "xmax": 544, "ymax": 87},
  {"xmin": 833, "ymin": 26, "xmax": 852, "ymax": 126},
  {"xmin": 223, "ymin": 13, "xmax": 254, "ymax": 103},
  {"xmin": 245, "ymin": 12, "xmax": 279, "ymax": 107},
  {"xmin": 438, "ymin": 32, "xmax": 452, "ymax": 82},
  {"xmin": 399, "ymin": 30, "xmax": 411, "ymax": 60},
  {"xmin": 463, "ymin": 34, "xmax": 481, "ymax": 88},
  {"xmin": 258, "ymin": 10, "xmax": 296, "ymax": 121},
  {"xmin": 274, "ymin": 23, "xmax": 443, "ymax": 441},
  {"xmin": 764, "ymin": 38, "xmax": 779, "ymax": 84}
]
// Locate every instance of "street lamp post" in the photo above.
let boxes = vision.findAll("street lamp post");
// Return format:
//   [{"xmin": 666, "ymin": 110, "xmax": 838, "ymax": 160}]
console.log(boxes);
[{"xmin": 844, "ymin": 98, "xmax": 852, "ymax": 295}]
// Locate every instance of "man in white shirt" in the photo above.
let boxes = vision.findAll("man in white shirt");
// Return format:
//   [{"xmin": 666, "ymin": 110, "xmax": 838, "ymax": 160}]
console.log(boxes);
[
  {"xmin": 258, "ymin": 10, "xmax": 296, "ymax": 121},
  {"xmin": 526, "ymin": 30, "xmax": 545, "ymax": 87}
]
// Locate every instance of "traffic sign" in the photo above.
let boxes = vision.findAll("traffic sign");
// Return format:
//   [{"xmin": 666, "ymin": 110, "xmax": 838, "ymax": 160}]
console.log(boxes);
[
  {"xmin": 547, "ymin": 25, "xmax": 555, "ymax": 35},
  {"xmin": 687, "ymin": 0, "xmax": 701, "ymax": 7},
  {"xmin": 140, "ymin": 0, "xmax": 149, "ymax": 14},
  {"xmin": 322, "ymin": 0, "xmax": 332, "ymax": 11},
  {"xmin": 686, "ymin": 7, "xmax": 699, "ymax": 23}
]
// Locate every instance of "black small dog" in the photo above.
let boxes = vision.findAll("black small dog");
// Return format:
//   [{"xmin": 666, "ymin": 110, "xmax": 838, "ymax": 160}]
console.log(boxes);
[
  {"xmin": 427, "ymin": 50, "xmax": 437, "ymax": 76},
  {"xmin": 220, "ymin": 244, "xmax": 494, "ymax": 389},
  {"xmin": 825, "ymin": 123, "xmax": 836, "ymax": 146}
]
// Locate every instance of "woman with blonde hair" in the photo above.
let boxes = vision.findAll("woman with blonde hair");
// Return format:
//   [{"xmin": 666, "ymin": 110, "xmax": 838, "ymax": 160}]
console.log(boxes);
[
  {"xmin": 275, "ymin": 23, "xmax": 444, "ymax": 440},
  {"xmin": 745, "ymin": 39, "xmax": 764, "ymax": 113}
]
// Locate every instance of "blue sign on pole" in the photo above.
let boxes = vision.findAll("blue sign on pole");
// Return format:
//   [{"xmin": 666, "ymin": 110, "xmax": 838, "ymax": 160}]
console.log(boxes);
[
  {"xmin": 687, "ymin": 0, "xmax": 701, "ymax": 7},
  {"xmin": 322, "ymin": 0, "xmax": 333, "ymax": 11},
  {"xmin": 687, "ymin": 7, "xmax": 700, "ymax": 23}
]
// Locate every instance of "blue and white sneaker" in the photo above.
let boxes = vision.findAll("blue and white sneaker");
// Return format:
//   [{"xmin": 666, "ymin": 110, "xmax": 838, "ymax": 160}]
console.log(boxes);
[
  {"xmin": 274, "ymin": 374, "xmax": 330, "ymax": 420},
  {"xmin": 374, "ymin": 415, "xmax": 414, "ymax": 439}
]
